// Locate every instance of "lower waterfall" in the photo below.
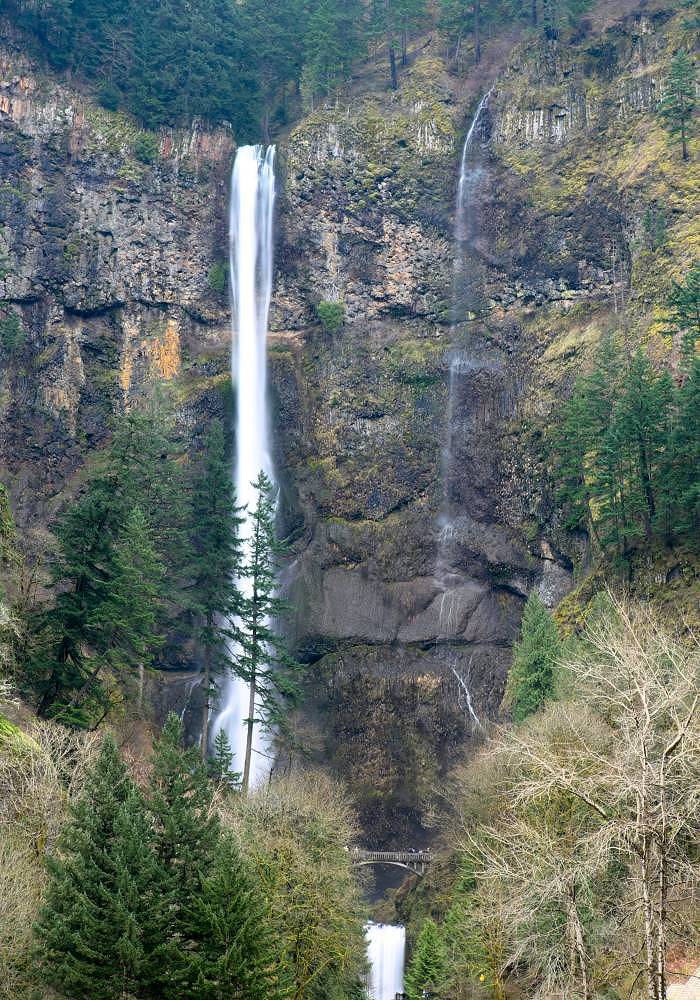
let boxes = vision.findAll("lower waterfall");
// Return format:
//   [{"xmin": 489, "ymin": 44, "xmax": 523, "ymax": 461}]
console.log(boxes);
[{"xmin": 366, "ymin": 923, "xmax": 406, "ymax": 1000}]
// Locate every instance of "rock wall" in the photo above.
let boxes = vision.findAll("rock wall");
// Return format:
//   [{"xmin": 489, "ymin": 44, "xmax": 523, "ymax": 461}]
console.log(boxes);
[
  {"xmin": 1, "ymin": 2, "xmax": 696, "ymax": 844},
  {"xmin": 0, "ymin": 43, "xmax": 232, "ymax": 534}
]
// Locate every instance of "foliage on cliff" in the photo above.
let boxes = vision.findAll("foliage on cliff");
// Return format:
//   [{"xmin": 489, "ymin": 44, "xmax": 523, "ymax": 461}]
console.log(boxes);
[
  {"xmin": 3, "ymin": 0, "xmax": 604, "ymax": 135},
  {"xmin": 409, "ymin": 599, "xmax": 700, "ymax": 999}
]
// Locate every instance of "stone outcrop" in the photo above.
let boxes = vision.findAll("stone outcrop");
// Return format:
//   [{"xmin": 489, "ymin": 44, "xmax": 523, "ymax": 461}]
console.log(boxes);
[{"xmin": 1, "ymin": 3, "xmax": 696, "ymax": 843}]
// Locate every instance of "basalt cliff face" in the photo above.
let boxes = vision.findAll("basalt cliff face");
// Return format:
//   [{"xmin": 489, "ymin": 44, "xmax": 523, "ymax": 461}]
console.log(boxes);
[{"xmin": 1, "ymin": 2, "xmax": 696, "ymax": 844}]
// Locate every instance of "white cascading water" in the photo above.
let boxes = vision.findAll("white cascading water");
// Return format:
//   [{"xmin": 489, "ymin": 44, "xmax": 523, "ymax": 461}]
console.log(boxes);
[
  {"xmin": 366, "ymin": 923, "xmax": 406, "ymax": 1000},
  {"xmin": 212, "ymin": 144, "xmax": 276, "ymax": 787},
  {"xmin": 436, "ymin": 91, "xmax": 492, "ymax": 588}
]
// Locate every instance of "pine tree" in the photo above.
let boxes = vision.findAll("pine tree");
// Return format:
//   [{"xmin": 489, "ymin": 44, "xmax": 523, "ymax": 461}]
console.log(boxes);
[
  {"xmin": 187, "ymin": 834, "xmax": 287, "ymax": 999},
  {"xmin": 504, "ymin": 592, "xmax": 560, "ymax": 724},
  {"xmin": 208, "ymin": 728, "xmax": 240, "ymax": 789},
  {"xmin": 404, "ymin": 918, "xmax": 449, "ymax": 1000},
  {"xmin": 33, "ymin": 486, "xmax": 114, "ymax": 722},
  {"xmin": 673, "ymin": 357, "xmax": 700, "ymax": 538},
  {"xmin": 668, "ymin": 261, "xmax": 700, "ymax": 348},
  {"xmin": 35, "ymin": 734, "xmax": 162, "ymax": 1000},
  {"xmin": 29, "ymin": 401, "xmax": 190, "ymax": 723},
  {"xmin": 659, "ymin": 51, "xmax": 696, "ymax": 161},
  {"xmin": 145, "ymin": 713, "xmax": 220, "ymax": 997},
  {"xmin": 301, "ymin": 0, "xmax": 364, "ymax": 103},
  {"xmin": 80, "ymin": 506, "xmax": 164, "ymax": 713},
  {"xmin": 236, "ymin": 472, "xmax": 300, "ymax": 794},
  {"xmin": 189, "ymin": 420, "xmax": 242, "ymax": 759}
]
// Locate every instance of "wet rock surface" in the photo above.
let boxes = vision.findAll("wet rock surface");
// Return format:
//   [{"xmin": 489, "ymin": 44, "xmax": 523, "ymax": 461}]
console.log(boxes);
[{"xmin": 3, "ymin": 4, "xmax": 693, "ymax": 843}]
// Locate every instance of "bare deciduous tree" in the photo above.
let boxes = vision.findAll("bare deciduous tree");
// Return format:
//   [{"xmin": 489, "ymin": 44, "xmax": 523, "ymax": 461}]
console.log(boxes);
[{"xmin": 488, "ymin": 600, "xmax": 700, "ymax": 1000}]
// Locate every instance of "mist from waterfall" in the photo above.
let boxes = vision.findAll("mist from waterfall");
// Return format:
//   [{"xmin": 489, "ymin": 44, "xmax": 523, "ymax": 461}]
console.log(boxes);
[
  {"xmin": 366, "ymin": 923, "xmax": 406, "ymax": 1000},
  {"xmin": 212, "ymin": 144, "xmax": 276, "ymax": 788}
]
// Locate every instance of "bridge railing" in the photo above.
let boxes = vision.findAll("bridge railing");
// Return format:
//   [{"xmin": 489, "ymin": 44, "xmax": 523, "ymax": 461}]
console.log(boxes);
[{"xmin": 350, "ymin": 849, "xmax": 435, "ymax": 863}]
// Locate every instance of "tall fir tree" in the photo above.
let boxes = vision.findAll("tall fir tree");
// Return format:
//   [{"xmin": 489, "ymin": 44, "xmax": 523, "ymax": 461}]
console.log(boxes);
[
  {"xmin": 145, "ymin": 713, "xmax": 220, "ymax": 998},
  {"xmin": 189, "ymin": 420, "xmax": 242, "ymax": 760},
  {"xmin": 668, "ymin": 261, "xmax": 700, "ymax": 348},
  {"xmin": 82, "ymin": 506, "xmax": 164, "ymax": 714},
  {"xmin": 659, "ymin": 50, "xmax": 697, "ymax": 161},
  {"xmin": 35, "ymin": 734, "xmax": 163, "ymax": 1000},
  {"xmin": 504, "ymin": 592, "xmax": 560, "ymax": 724},
  {"xmin": 236, "ymin": 472, "xmax": 299, "ymax": 794},
  {"xmin": 404, "ymin": 918, "xmax": 449, "ymax": 1000},
  {"xmin": 186, "ymin": 834, "xmax": 287, "ymax": 999},
  {"xmin": 28, "ymin": 401, "xmax": 190, "ymax": 724}
]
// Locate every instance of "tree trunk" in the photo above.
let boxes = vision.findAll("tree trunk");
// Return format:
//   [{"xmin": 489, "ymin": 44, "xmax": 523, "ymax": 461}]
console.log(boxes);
[
  {"xmin": 532, "ymin": 0, "xmax": 538, "ymax": 27},
  {"xmin": 242, "ymin": 667, "xmax": 256, "ymax": 794},
  {"xmin": 401, "ymin": 28, "xmax": 408, "ymax": 66},
  {"xmin": 638, "ymin": 439, "xmax": 656, "ymax": 529},
  {"xmin": 681, "ymin": 118, "xmax": 688, "ymax": 161},
  {"xmin": 200, "ymin": 622, "xmax": 212, "ymax": 761},
  {"xmin": 567, "ymin": 887, "xmax": 591, "ymax": 1000},
  {"xmin": 454, "ymin": 31, "xmax": 463, "ymax": 72},
  {"xmin": 388, "ymin": 36, "xmax": 398, "ymax": 90},
  {"xmin": 641, "ymin": 841, "xmax": 660, "ymax": 1000}
]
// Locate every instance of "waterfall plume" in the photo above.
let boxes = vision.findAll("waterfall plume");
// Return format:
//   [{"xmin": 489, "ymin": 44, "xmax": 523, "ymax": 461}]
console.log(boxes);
[
  {"xmin": 366, "ymin": 923, "xmax": 406, "ymax": 1000},
  {"xmin": 212, "ymin": 144, "xmax": 276, "ymax": 788}
]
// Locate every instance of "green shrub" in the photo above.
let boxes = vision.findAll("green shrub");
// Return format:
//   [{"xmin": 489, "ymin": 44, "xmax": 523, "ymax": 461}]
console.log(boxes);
[
  {"xmin": 97, "ymin": 82, "xmax": 120, "ymax": 111},
  {"xmin": 0, "ymin": 313, "xmax": 25, "ymax": 355},
  {"xmin": 316, "ymin": 300, "xmax": 345, "ymax": 334},
  {"xmin": 208, "ymin": 262, "xmax": 228, "ymax": 295},
  {"xmin": 133, "ymin": 132, "xmax": 160, "ymax": 164}
]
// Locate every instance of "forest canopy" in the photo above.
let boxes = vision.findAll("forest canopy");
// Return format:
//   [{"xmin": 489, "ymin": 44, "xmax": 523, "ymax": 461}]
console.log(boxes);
[{"xmin": 2, "ymin": 0, "xmax": 594, "ymax": 136}]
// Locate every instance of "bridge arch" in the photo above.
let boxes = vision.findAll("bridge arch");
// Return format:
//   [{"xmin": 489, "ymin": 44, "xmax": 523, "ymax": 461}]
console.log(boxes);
[{"xmin": 350, "ymin": 848, "xmax": 435, "ymax": 877}]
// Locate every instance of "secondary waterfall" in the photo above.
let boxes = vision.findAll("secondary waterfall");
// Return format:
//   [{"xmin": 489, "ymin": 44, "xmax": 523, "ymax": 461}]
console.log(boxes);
[
  {"xmin": 436, "ymin": 91, "xmax": 491, "ymax": 584},
  {"xmin": 366, "ymin": 923, "xmax": 406, "ymax": 1000},
  {"xmin": 212, "ymin": 144, "xmax": 276, "ymax": 787}
]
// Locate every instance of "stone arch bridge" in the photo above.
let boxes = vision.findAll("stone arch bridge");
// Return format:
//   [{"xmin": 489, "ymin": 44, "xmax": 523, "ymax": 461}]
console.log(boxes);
[{"xmin": 350, "ymin": 848, "xmax": 435, "ymax": 877}]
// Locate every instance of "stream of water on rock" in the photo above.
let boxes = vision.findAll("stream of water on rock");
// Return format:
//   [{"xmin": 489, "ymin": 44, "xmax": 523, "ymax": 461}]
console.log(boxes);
[
  {"xmin": 365, "ymin": 95, "xmax": 493, "ymax": 999},
  {"xmin": 436, "ymin": 89, "xmax": 492, "ymax": 582},
  {"xmin": 432, "ymin": 93, "xmax": 492, "ymax": 731},
  {"xmin": 212, "ymin": 143, "xmax": 276, "ymax": 787}
]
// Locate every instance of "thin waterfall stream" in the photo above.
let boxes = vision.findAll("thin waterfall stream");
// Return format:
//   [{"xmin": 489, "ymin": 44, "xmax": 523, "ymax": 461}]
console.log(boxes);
[
  {"xmin": 364, "ymin": 96, "xmax": 492, "ymax": 998},
  {"xmin": 212, "ymin": 144, "xmax": 276, "ymax": 788},
  {"xmin": 435, "ymin": 94, "xmax": 492, "ymax": 722}
]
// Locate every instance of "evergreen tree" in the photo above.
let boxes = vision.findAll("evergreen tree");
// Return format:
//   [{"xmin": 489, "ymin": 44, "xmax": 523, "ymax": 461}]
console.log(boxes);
[
  {"xmin": 145, "ymin": 713, "xmax": 220, "ymax": 997},
  {"xmin": 404, "ymin": 918, "xmax": 449, "ymax": 1000},
  {"xmin": 504, "ymin": 592, "xmax": 560, "ymax": 724},
  {"xmin": 28, "ymin": 402, "xmax": 190, "ymax": 724},
  {"xmin": 236, "ymin": 472, "xmax": 299, "ymax": 794},
  {"xmin": 208, "ymin": 728, "xmax": 240, "ymax": 789},
  {"xmin": 668, "ymin": 261, "xmax": 700, "ymax": 348},
  {"xmin": 186, "ymin": 834, "xmax": 287, "ymax": 999},
  {"xmin": 80, "ymin": 506, "xmax": 164, "ymax": 713},
  {"xmin": 189, "ymin": 420, "xmax": 242, "ymax": 759},
  {"xmin": 659, "ymin": 51, "xmax": 697, "ymax": 161},
  {"xmin": 32, "ymin": 486, "xmax": 114, "ymax": 722},
  {"xmin": 672, "ymin": 357, "xmax": 700, "ymax": 537},
  {"xmin": 35, "ymin": 734, "xmax": 162, "ymax": 999},
  {"xmin": 371, "ymin": 0, "xmax": 428, "ymax": 90},
  {"xmin": 301, "ymin": 0, "xmax": 365, "ymax": 104}
]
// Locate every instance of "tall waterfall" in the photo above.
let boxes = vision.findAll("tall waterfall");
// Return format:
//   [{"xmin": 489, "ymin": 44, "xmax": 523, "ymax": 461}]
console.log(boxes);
[
  {"xmin": 212, "ymin": 144, "xmax": 276, "ymax": 787},
  {"xmin": 366, "ymin": 923, "xmax": 406, "ymax": 1000}
]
